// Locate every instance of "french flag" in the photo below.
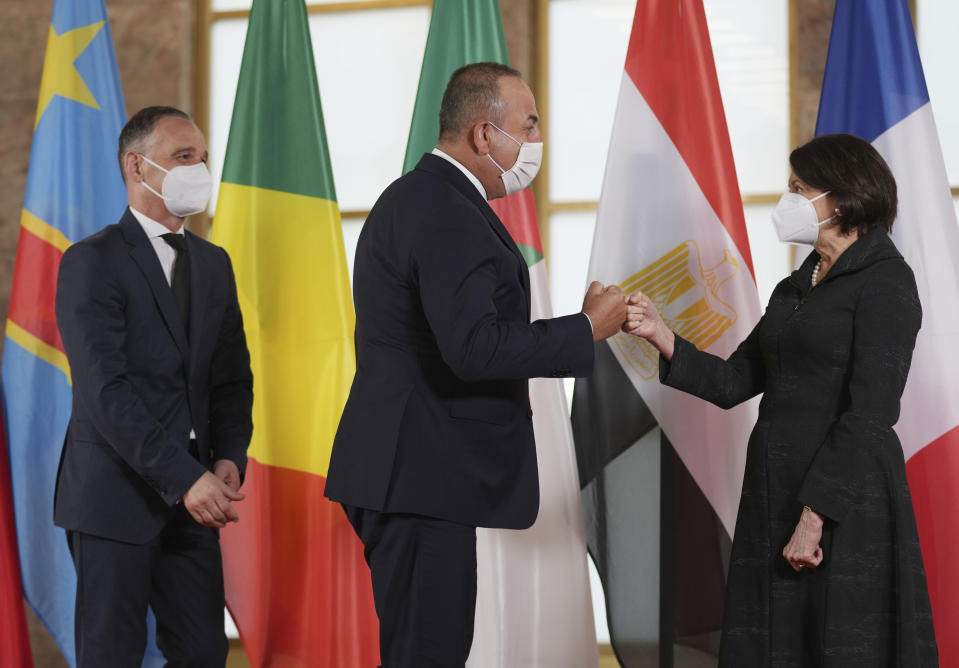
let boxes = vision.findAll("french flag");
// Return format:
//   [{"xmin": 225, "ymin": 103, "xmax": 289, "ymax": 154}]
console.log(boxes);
[{"xmin": 816, "ymin": 0, "xmax": 959, "ymax": 663}]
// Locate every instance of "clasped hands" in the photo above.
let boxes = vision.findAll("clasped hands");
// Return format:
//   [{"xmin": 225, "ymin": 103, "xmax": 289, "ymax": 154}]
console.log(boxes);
[{"xmin": 182, "ymin": 459, "xmax": 245, "ymax": 528}]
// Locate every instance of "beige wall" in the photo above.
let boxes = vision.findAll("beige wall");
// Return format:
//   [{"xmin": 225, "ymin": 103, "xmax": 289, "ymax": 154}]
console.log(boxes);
[{"xmin": 0, "ymin": 1, "xmax": 836, "ymax": 664}]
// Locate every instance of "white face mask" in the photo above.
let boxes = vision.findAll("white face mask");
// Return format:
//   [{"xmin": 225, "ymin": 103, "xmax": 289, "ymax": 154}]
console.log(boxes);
[
  {"xmin": 485, "ymin": 121, "xmax": 543, "ymax": 196},
  {"xmin": 771, "ymin": 190, "xmax": 837, "ymax": 245},
  {"xmin": 139, "ymin": 154, "xmax": 212, "ymax": 218}
]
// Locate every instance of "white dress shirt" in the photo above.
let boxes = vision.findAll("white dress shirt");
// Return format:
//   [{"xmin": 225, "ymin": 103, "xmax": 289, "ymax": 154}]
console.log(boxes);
[
  {"xmin": 431, "ymin": 147, "xmax": 488, "ymax": 200},
  {"xmin": 129, "ymin": 207, "xmax": 186, "ymax": 287}
]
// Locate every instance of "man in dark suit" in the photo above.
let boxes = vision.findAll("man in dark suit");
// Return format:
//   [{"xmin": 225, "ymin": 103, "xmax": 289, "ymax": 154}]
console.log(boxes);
[
  {"xmin": 54, "ymin": 106, "xmax": 253, "ymax": 667},
  {"xmin": 325, "ymin": 63, "xmax": 628, "ymax": 666}
]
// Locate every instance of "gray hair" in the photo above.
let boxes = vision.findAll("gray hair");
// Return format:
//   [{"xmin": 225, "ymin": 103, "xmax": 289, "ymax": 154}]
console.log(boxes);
[{"xmin": 438, "ymin": 62, "xmax": 522, "ymax": 140}]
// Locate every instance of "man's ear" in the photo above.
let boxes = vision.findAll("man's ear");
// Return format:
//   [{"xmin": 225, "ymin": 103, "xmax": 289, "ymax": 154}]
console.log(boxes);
[
  {"xmin": 471, "ymin": 121, "xmax": 492, "ymax": 156},
  {"xmin": 123, "ymin": 151, "xmax": 142, "ymax": 182}
]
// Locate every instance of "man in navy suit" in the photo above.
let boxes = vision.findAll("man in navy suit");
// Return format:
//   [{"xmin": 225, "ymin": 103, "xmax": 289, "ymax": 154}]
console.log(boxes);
[
  {"xmin": 54, "ymin": 106, "xmax": 253, "ymax": 667},
  {"xmin": 325, "ymin": 63, "xmax": 628, "ymax": 666}
]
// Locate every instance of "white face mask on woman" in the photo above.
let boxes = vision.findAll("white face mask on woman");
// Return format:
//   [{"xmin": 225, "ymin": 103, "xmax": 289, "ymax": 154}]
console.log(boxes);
[
  {"xmin": 485, "ymin": 121, "xmax": 543, "ymax": 195},
  {"xmin": 139, "ymin": 154, "xmax": 213, "ymax": 218},
  {"xmin": 770, "ymin": 190, "xmax": 837, "ymax": 245}
]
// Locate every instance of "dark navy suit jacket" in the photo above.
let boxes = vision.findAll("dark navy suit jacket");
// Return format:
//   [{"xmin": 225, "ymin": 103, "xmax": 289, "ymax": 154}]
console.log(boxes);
[
  {"xmin": 54, "ymin": 208, "xmax": 253, "ymax": 544},
  {"xmin": 324, "ymin": 154, "xmax": 593, "ymax": 530}
]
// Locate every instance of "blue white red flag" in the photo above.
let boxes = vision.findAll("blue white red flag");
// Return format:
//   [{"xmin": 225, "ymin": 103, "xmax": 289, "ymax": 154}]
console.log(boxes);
[{"xmin": 817, "ymin": 0, "xmax": 959, "ymax": 663}]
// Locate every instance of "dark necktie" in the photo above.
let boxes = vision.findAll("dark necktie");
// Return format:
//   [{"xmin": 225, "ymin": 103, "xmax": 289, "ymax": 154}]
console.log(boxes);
[{"xmin": 161, "ymin": 233, "xmax": 190, "ymax": 334}]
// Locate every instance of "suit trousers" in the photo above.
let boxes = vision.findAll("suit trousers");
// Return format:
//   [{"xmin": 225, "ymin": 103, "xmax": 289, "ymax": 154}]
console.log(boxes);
[
  {"xmin": 68, "ymin": 504, "xmax": 228, "ymax": 668},
  {"xmin": 344, "ymin": 505, "xmax": 478, "ymax": 668}
]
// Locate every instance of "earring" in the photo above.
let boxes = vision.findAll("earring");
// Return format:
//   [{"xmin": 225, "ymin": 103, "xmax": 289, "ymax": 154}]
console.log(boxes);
[{"xmin": 835, "ymin": 208, "xmax": 841, "ymax": 215}]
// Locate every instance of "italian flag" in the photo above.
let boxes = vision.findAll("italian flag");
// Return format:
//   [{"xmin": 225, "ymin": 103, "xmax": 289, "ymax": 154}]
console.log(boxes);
[
  {"xmin": 211, "ymin": 0, "xmax": 378, "ymax": 665},
  {"xmin": 404, "ymin": 1, "xmax": 598, "ymax": 666}
]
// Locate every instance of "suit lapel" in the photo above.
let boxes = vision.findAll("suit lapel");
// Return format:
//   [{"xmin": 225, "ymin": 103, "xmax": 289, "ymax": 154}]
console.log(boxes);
[
  {"xmin": 478, "ymin": 204, "xmax": 532, "ymax": 317},
  {"xmin": 185, "ymin": 231, "xmax": 210, "ymax": 375},
  {"xmin": 120, "ymin": 210, "xmax": 190, "ymax": 361},
  {"xmin": 416, "ymin": 154, "xmax": 532, "ymax": 312}
]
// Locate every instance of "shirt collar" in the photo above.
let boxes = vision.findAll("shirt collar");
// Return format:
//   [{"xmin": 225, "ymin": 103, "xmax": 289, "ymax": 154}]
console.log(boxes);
[
  {"xmin": 129, "ymin": 206, "xmax": 185, "ymax": 239},
  {"xmin": 431, "ymin": 148, "xmax": 487, "ymax": 200}
]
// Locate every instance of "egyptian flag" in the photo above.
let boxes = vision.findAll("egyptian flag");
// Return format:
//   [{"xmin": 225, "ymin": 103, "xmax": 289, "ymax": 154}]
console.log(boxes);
[
  {"xmin": 571, "ymin": 0, "xmax": 761, "ymax": 664},
  {"xmin": 211, "ymin": 0, "xmax": 378, "ymax": 664},
  {"xmin": 814, "ymin": 1, "xmax": 959, "ymax": 663},
  {"xmin": 403, "ymin": 1, "xmax": 598, "ymax": 665}
]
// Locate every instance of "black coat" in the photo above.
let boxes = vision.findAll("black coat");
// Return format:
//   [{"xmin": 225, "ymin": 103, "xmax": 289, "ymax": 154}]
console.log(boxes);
[
  {"xmin": 660, "ymin": 227, "xmax": 938, "ymax": 667},
  {"xmin": 324, "ymin": 154, "xmax": 593, "ymax": 529},
  {"xmin": 54, "ymin": 209, "xmax": 253, "ymax": 544}
]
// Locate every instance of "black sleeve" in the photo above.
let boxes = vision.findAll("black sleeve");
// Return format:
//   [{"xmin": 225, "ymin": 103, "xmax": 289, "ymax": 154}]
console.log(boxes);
[
  {"xmin": 658, "ymin": 317, "xmax": 767, "ymax": 409},
  {"xmin": 55, "ymin": 243, "xmax": 207, "ymax": 504},
  {"xmin": 413, "ymin": 204, "xmax": 594, "ymax": 381},
  {"xmin": 208, "ymin": 249, "xmax": 254, "ymax": 476}
]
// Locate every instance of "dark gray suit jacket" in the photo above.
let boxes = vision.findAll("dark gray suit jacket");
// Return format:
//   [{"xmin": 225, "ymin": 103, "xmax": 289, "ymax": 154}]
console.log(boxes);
[
  {"xmin": 54, "ymin": 208, "xmax": 253, "ymax": 544},
  {"xmin": 325, "ymin": 154, "xmax": 593, "ymax": 530}
]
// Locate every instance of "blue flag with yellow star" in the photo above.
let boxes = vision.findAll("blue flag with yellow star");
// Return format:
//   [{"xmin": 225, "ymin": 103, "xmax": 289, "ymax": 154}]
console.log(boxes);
[{"xmin": 1, "ymin": 1, "xmax": 160, "ymax": 665}]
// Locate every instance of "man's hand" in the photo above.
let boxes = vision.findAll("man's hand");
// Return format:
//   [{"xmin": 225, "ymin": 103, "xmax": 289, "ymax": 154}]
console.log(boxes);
[
  {"xmin": 214, "ymin": 458, "xmax": 242, "ymax": 493},
  {"xmin": 183, "ymin": 471, "xmax": 245, "ymax": 528},
  {"xmin": 623, "ymin": 290, "xmax": 675, "ymax": 360},
  {"xmin": 782, "ymin": 506, "xmax": 825, "ymax": 573},
  {"xmin": 582, "ymin": 281, "xmax": 628, "ymax": 342}
]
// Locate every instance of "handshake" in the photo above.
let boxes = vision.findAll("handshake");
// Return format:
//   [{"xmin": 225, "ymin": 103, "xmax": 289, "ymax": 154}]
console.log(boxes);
[{"xmin": 581, "ymin": 282, "xmax": 676, "ymax": 359}]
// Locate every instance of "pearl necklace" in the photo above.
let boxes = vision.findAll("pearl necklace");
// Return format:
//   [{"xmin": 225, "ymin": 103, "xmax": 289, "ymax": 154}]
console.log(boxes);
[{"xmin": 810, "ymin": 259, "xmax": 822, "ymax": 287}]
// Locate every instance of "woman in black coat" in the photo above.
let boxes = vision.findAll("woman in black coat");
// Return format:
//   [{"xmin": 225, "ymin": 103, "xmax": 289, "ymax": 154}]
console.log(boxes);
[{"xmin": 624, "ymin": 134, "xmax": 938, "ymax": 667}]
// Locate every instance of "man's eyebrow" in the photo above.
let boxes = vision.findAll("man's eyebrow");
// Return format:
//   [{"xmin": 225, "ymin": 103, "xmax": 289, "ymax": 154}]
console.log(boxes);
[{"xmin": 528, "ymin": 114, "xmax": 539, "ymax": 124}]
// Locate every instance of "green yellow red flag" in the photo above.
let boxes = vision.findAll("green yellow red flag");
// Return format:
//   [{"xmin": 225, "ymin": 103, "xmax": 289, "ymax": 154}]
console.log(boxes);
[{"xmin": 211, "ymin": 0, "xmax": 378, "ymax": 664}]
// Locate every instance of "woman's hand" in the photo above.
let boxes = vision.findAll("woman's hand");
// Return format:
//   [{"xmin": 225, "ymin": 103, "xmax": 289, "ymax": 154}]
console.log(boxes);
[
  {"xmin": 623, "ymin": 290, "xmax": 676, "ymax": 360},
  {"xmin": 782, "ymin": 506, "xmax": 825, "ymax": 572}
]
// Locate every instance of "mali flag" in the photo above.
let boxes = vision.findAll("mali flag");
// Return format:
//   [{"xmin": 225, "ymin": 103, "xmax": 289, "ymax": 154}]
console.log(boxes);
[
  {"xmin": 404, "ymin": 2, "xmax": 598, "ymax": 665},
  {"xmin": 0, "ymin": 1, "xmax": 141, "ymax": 665},
  {"xmin": 211, "ymin": 0, "xmax": 378, "ymax": 665}
]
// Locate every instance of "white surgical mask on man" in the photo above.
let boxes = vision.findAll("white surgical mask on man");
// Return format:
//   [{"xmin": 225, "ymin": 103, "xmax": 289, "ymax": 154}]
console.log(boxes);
[
  {"xmin": 485, "ymin": 121, "xmax": 543, "ymax": 196},
  {"xmin": 771, "ymin": 190, "xmax": 837, "ymax": 245},
  {"xmin": 139, "ymin": 154, "xmax": 213, "ymax": 218}
]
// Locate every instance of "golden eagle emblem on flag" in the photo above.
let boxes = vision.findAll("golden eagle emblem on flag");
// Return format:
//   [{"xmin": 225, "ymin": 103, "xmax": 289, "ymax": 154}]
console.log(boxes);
[{"xmin": 612, "ymin": 240, "xmax": 739, "ymax": 379}]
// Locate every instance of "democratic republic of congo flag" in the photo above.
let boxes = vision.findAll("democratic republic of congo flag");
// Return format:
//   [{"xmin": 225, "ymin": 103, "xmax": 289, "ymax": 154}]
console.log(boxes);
[
  {"xmin": 404, "ymin": 1, "xmax": 598, "ymax": 665},
  {"xmin": 211, "ymin": 0, "xmax": 378, "ymax": 665},
  {"xmin": 814, "ymin": 1, "xmax": 959, "ymax": 663},
  {"xmin": 0, "ymin": 1, "xmax": 168, "ymax": 665},
  {"xmin": 0, "ymin": 409, "xmax": 32, "ymax": 666},
  {"xmin": 572, "ymin": 0, "xmax": 762, "ymax": 664}
]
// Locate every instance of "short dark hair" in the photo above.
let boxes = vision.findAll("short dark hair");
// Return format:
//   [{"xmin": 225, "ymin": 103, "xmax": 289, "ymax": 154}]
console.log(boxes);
[
  {"xmin": 789, "ymin": 133, "xmax": 897, "ymax": 234},
  {"xmin": 117, "ymin": 106, "xmax": 191, "ymax": 181},
  {"xmin": 438, "ymin": 62, "xmax": 522, "ymax": 140}
]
